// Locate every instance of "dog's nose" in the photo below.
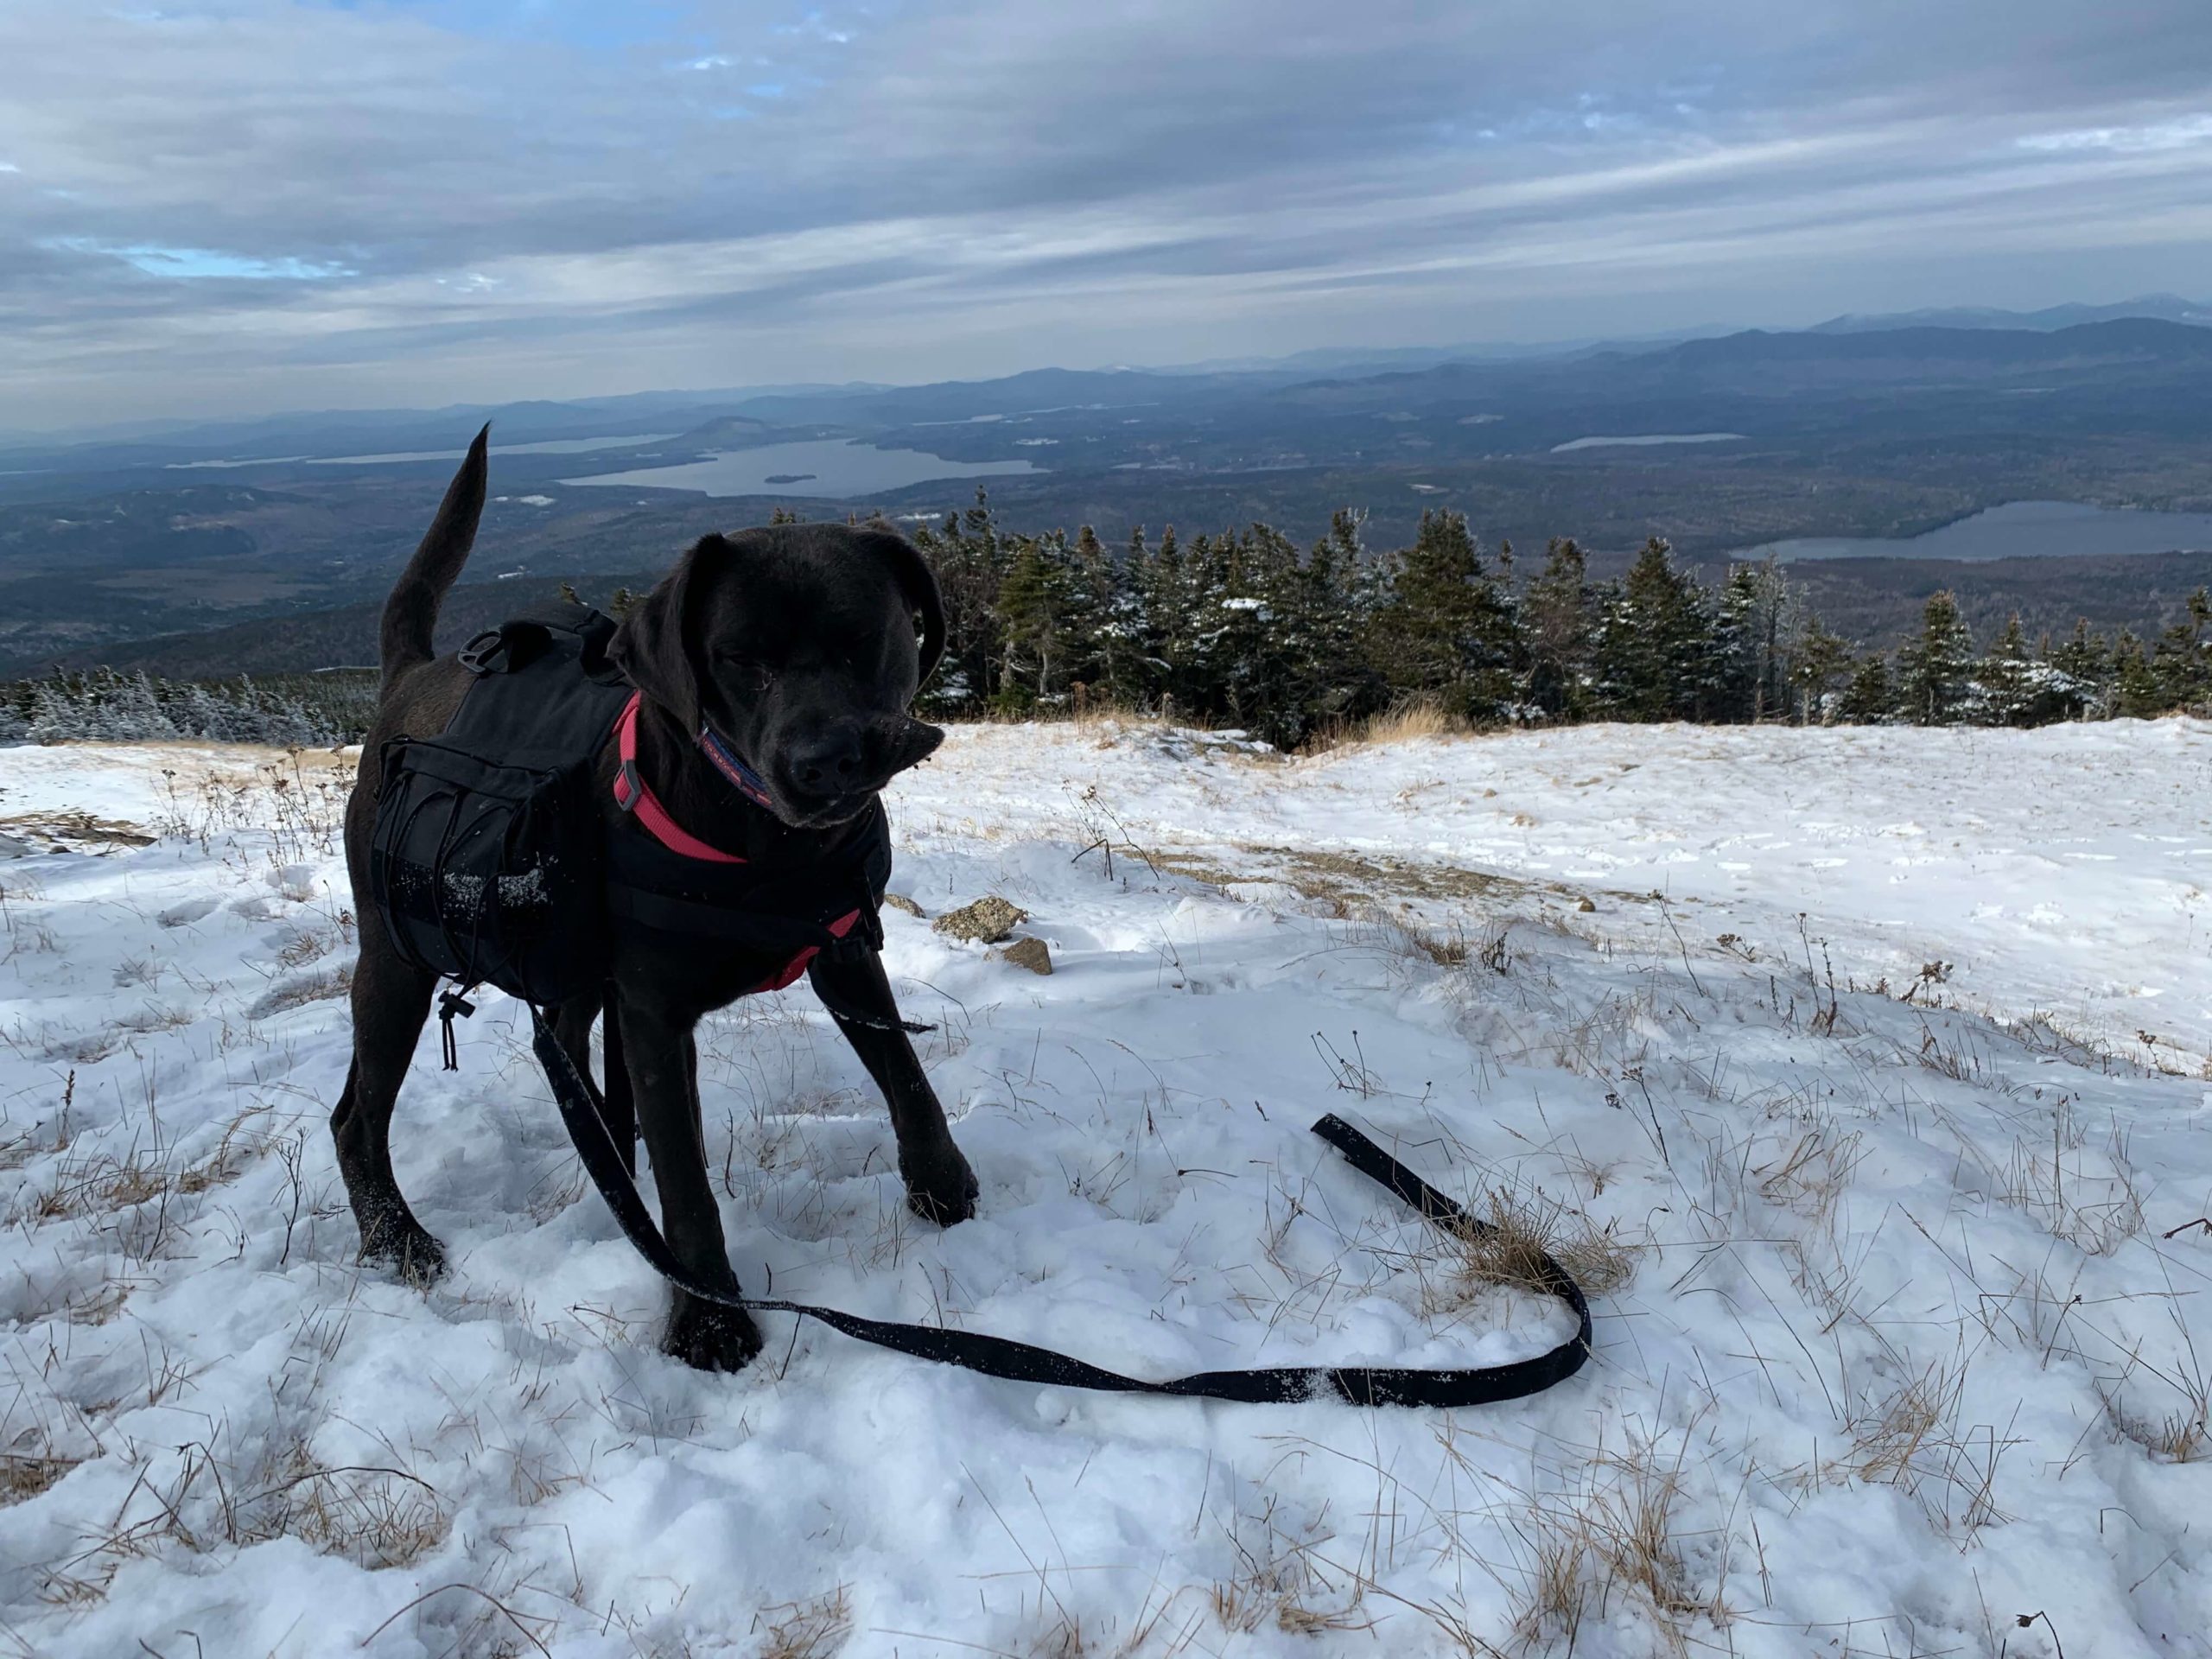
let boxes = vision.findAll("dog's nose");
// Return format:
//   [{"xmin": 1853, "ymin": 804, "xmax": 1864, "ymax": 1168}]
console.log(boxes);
[{"xmin": 785, "ymin": 727, "xmax": 868, "ymax": 796}]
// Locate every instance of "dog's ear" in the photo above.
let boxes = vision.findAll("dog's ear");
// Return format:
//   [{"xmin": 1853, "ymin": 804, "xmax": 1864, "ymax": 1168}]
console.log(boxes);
[
  {"xmin": 608, "ymin": 532, "xmax": 728, "ymax": 730},
  {"xmin": 854, "ymin": 529, "xmax": 945, "ymax": 685}
]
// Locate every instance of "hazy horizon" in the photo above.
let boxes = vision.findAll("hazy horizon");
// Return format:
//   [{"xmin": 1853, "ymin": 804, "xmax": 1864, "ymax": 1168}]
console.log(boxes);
[
  {"xmin": 5, "ymin": 1, "xmax": 2209, "ymax": 428},
  {"xmin": 7, "ymin": 289, "xmax": 2209, "ymax": 448}
]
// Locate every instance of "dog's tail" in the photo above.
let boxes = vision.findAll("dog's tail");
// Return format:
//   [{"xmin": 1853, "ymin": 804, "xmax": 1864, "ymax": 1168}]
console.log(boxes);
[{"xmin": 379, "ymin": 424, "xmax": 491, "ymax": 690}]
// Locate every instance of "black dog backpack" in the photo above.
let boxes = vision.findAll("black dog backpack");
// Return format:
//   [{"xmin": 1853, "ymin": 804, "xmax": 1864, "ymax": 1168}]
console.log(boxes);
[{"xmin": 366, "ymin": 601, "xmax": 891, "ymax": 1052}]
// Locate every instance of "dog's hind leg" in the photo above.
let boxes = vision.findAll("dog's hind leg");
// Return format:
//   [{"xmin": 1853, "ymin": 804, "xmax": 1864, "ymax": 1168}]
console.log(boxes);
[
  {"xmin": 809, "ymin": 950, "xmax": 976, "ymax": 1225},
  {"xmin": 552, "ymin": 990, "xmax": 635, "ymax": 1178},
  {"xmin": 613, "ymin": 990, "xmax": 763, "ymax": 1371},
  {"xmin": 334, "ymin": 936, "xmax": 444, "ymax": 1284}
]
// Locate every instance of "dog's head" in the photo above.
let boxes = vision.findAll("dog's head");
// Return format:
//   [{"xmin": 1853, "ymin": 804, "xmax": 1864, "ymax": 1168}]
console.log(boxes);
[{"xmin": 609, "ymin": 524, "xmax": 946, "ymax": 829}]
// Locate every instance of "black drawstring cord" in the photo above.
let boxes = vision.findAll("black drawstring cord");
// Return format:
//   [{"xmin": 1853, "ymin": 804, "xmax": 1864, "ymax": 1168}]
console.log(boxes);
[{"xmin": 437, "ymin": 985, "xmax": 477, "ymax": 1070}]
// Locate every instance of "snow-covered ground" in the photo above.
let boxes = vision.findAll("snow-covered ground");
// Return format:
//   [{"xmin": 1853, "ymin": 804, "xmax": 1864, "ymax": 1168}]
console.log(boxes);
[{"xmin": 1, "ymin": 718, "xmax": 2208, "ymax": 1657}]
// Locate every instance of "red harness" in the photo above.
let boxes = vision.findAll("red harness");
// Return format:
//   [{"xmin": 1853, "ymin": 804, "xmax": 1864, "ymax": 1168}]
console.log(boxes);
[{"xmin": 610, "ymin": 690, "xmax": 857, "ymax": 992}]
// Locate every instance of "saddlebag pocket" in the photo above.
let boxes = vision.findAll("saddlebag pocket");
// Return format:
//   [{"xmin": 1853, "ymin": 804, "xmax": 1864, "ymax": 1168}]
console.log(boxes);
[{"xmin": 366, "ymin": 737, "xmax": 607, "ymax": 1007}]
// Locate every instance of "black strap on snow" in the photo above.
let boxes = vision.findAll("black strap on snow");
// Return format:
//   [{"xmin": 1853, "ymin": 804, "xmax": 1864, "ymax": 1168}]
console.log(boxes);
[{"xmin": 525, "ymin": 1005, "xmax": 1592, "ymax": 1407}]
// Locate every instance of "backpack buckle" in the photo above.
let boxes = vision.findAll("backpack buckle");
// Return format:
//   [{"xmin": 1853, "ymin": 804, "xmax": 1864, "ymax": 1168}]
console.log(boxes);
[{"xmin": 458, "ymin": 628, "xmax": 509, "ymax": 676}]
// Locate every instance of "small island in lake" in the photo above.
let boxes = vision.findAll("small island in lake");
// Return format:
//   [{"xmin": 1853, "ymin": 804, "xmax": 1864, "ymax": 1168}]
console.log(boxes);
[{"xmin": 763, "ymin": 473, "xmax": 817, "ymax": 485}]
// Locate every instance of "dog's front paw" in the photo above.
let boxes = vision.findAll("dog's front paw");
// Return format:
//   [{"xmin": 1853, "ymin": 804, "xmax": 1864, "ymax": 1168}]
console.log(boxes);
[
  {"xmin": 360, "ymin": 1212, "xmax": 447, "ymax": 1287},
  {"xmin": 903, "ymin": 1147, "xmax": 979, "ymax": 1227},
  {"xmin": 664, "ymin": 1295, "xmax": 764, "ymax": 1373}
]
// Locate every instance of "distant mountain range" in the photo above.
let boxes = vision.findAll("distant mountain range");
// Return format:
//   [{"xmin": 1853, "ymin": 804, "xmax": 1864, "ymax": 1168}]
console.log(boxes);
[
  {"xmin": 1148, "ymin": 296, "xmax": 2212, "ymax": 378},
  {"xmin": 18, "ymin": 296, "xmax": 2209, "ymax": 453},
  {"xmin": 1808, "ymin": 293, "xmax": 2212, "ymax": 334}
]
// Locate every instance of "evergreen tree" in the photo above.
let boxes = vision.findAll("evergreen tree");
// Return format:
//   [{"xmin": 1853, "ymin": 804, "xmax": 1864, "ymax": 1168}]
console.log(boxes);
[
  {"xmin": 1972, "ymin": 613, "xmax": 2067, "ymax": 726},
  {"xmin": 2113, "ymin": 632, "xmax": 2164, "ymax": 717},
  {"xmin": 995, "ymin": 532, "xmax": 1080, "ymax": 708},
  {"xmin": 1369, "ymin": 510, "xmax": 1519, "ymax": 720},
  {"xmin": 2148, "ymin": 587, "xmax": 2212, "ymax": 712},
  {"xmin": 1892, "ymin": 591, "xmax": 1974, "ymax": 724},
  {"xmin": 1067, "ymin": 524, "xmax": 1143, "ymax": 709},
  {"xmin": 1789, "ymin": 620, "xmax": 1854, "ymax": 723},
  {"xmin": 1293, "ymin": 515, "xmax": 1382, "ymax": 734},
  {"xmin": 1713, "ymin": 560, "xmax": 1790, "ymax": 721},
  {"xmin": 910, "ymin": 486, "xmax": 1012, "ymax": 712},
  {"xmin": 1835, "ymin": 653, "xmax": 1892, "ymax": 723},
  {"xmin": 1138, "ymin": 524, "xmax": 1195, "ymax": 720},
  {"xmin": 2047, "ymin": 619, "xmax": 2111, "ymax": 717},
  {"xmin": 1521, "ymin": 537, "xmax": 1596, "ymax": 721},
  {"xmin": 1593, "ymin": 537, "xmax": 1721, "ymax": 721}
]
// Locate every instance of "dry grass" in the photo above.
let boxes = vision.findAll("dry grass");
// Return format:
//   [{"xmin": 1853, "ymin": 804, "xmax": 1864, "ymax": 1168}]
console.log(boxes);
[
  {"xmin": 1352, "ymin": 697, "xmax": 1474, "ymax": 747},
  {"xmin": 13, "ymin": 1148, "xmax": 168, "ymax": 1224},
  {"xmin": 10, "ymin": 1103, "xmax": 279, "ymax": 1231},
  {"xmin": 2105, "ymin": 1390, "xmax": 2210, "ymax": 1464},
  {"xmin": 1949, "ymin": 1101, "xmax": 2146, "ymax": 1257},
  {"xmin": 1429, "ymin": 1181, "xmax": 1640, "ymax": 1315},
  {"xmin": 0, "ymin": 810, "xmax": 157, "ymax": 850},
  {"xmin": 2097, "ymin": 1336, "xmax": 2212, "ymax": 1465},
  {"xmin": 38, "ymin": 1435, "xmax": 448, "ymax": 1603},
  {"xmin": 3, "ymin": 1448, "xmax": 79, "ymax": 1505},
  {"xmin": 1299, "ymin": 695, "xmax": 1478, "ymax": 753},
  {"xmin": 1404, "ymin": 921, "xmax": 1472, "ymax": 967},
  {"xmin": 274, "ymin": 1458, "xmax": 449, "ymax": 1569},
  {"xmin": 1508, "ymin": 1433, "xmax": 1729, "ymax": 1653},
  {"xmin": 245, "ymin": 962, "xmax": 353, "ymax": 1019},
  {"xmin": 1840, "ymin": 1357, "xmax": 2019, "ymax": 1538},
  {"xmin": 756, "ymin": 1587, "xmax": 855, "ymax": 1659},
  {"xmin": 1147, "ymin": 842, "xmax": 1535, "ymax": 923},
  {"xmin": 1754, "ymin": 1124, "xmax": 1869, "ymax": 1228},
  {"xmin": 1402, "ymin": 920, "xmax": 1514, "ymax": 973},
  {"xmin": 1208, "ymin": 1494, "xmax": 1370, "ymax": 1640}
]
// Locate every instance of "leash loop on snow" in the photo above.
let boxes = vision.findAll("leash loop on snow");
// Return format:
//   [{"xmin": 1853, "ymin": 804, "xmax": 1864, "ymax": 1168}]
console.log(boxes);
[{"xmin": 525, "ymin": 1004, "xmax": 1592, "ymax": 1408}]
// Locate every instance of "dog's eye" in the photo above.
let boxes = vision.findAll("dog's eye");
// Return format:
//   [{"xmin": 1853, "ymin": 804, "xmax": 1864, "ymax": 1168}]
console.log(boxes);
[{"xmin": 715, "ymin": 652, "xmax": 772, "ymax": 690}]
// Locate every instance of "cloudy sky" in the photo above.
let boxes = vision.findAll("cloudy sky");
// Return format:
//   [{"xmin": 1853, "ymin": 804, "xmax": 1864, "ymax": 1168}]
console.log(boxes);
[{"xmin": 3, "ymin": 0, "xmax": 2209, "ymax": 427}]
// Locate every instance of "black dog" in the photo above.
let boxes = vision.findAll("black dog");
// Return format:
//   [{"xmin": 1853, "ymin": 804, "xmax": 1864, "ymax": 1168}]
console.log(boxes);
[{"xmin": 335, "ymin": 432, "xmax": 976, "ymax": 1371}]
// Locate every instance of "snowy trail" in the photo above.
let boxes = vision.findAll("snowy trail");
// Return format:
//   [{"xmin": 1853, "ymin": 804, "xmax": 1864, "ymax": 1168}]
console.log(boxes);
[{"xmin": 0, "ymin": 721, "xmax": 2209, "ymax": 1657}]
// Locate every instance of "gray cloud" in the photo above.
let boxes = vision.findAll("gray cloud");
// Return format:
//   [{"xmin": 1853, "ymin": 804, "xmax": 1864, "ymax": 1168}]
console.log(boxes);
[{"xmin": 1, "ymin": 0, "xmax": 2208, "ymax": 425}]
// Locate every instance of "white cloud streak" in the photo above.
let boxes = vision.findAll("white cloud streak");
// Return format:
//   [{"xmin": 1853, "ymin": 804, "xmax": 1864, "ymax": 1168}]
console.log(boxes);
[{"xmin": 0, "ymin": 0, "xmax": 2207, "ymax": 423}]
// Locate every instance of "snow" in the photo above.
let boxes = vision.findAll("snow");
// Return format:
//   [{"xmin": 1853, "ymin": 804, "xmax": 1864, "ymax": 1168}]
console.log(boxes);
[{"xmin": 2, "ymin": 720, "xmax": 2209, "ymax": 1656}]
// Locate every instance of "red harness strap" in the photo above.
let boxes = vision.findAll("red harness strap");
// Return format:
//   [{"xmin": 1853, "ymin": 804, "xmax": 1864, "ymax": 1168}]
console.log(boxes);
[
  {"xmin": 610, "ymin": 691, "xmax": 858, "ymax": 992},
  {"xmin": 613, "ymin": 692, "xmax": 745, "ymax": 864}
]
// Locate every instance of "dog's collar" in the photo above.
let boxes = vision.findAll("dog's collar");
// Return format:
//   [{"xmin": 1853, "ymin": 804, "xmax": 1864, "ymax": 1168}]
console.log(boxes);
[
  {"xmin": 696, "ymin": 721, "xmax": 779, "ymax": 812},
  {"xmin": 611, "ymin": 691, "xmax": 748, "ymax": 864}
]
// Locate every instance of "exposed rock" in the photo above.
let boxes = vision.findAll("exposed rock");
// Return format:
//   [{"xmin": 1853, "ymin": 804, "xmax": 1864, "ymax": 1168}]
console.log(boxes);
[
  {"xmin": 992, "ymin": 936, "xmax": 1053, "ymax": 976},
  {"xmin": 883, "ymin": 893, "xmax": 925, "ymax": 918},
  {"xmin": 932, "ymin": 894, "xmax": 1027, "ymax": 944},
  {"xmin": 1576, "ymin": 897, "xmax": 1598, "ymax": 912}
]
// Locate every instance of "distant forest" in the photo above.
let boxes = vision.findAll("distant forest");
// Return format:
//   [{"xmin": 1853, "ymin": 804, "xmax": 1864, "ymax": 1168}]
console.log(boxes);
[
  {"xmin": 905, "ymin": 493, "xmax": 2212, "ymax": 747},
  {"xmin": 3, "ymin": 491, "xmax": 2208, "ymax": 749}
]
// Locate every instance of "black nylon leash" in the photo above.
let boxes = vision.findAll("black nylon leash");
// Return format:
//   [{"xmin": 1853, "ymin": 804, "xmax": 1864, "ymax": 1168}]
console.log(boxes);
[{"xmin": 524, "ymin": 1003, "xmax": 1592, "ymax": 1408}]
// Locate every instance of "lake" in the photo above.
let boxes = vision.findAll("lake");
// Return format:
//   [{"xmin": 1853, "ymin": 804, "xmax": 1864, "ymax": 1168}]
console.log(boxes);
[
  {"xmin": 1550, "ymin": 431, "xmax": 1745, "ymax": 453},
  {"xmin": 1743, "ymin": 499, "xmax": 2212, "ymax": 563},
  {"xmin": 562, "ymin": 438, "xmax": 1040, "ymax": 499}
]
